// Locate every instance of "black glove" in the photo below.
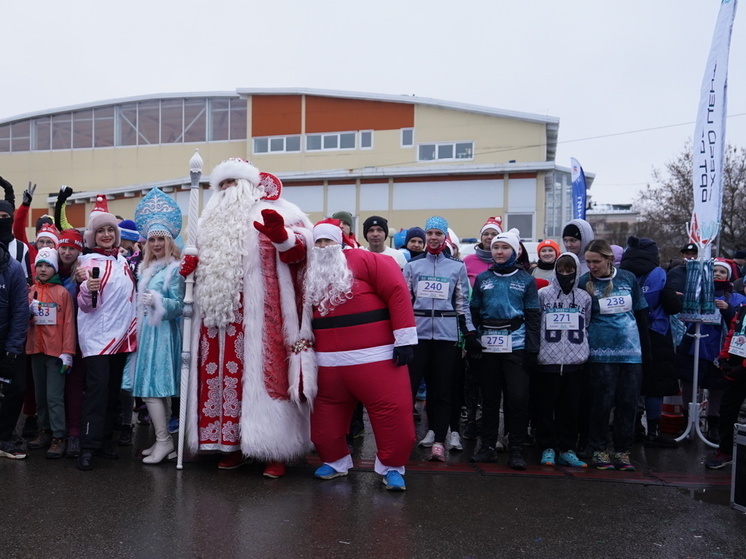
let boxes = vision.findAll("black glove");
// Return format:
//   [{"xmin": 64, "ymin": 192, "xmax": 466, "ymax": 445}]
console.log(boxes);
[
  {"xmin": 523, "ymin": 351, "xmax": 538, "ymax": 370},
  {"xmin": 59, "ymin": 185, "xmax": 73, "ymax": 201},
  {"xmin": 0, "ymin": 176, "xmax": 15, "ymax": 207},
  {"xmin": 0, "ymin": 351, "xmax": 19, "ymax": 382},
  {"xmin": 464, "ymin": 332, "xmax": 483, "ymax": 358},
  {"xmin": 22, "ymin": 182, "xmax": 36, "ymax": 206},
  {"xmin": 392, "ymin": 345, "xmax": 414, "ymax": 367}
]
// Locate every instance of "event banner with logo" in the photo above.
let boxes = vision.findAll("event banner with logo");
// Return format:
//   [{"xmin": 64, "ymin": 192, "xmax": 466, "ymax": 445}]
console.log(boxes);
[
  {"xmin": 570, "ymin": 157, "xmax": 587, "ymax": 221},
  {"xmin": 690, "ymin": 0, "xmax": 737, "ymax": 250}
]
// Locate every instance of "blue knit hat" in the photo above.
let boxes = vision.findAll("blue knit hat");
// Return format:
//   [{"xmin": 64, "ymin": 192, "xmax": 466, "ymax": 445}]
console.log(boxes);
[
  {"xmin": 424, "ymin": 216, "xmax": 448, "ymax": 234},
  {"xmin": 118, "ymin": 219, "xmax": 140, "ymax": 242}
]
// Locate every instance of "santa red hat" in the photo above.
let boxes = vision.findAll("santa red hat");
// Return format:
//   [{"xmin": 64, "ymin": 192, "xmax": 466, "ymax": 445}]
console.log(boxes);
[
  {"xmin": 36, "ymin": 223, "xmax": 59, "ymax": 248},
  {"xmin": 313, "ymin": 218, "xmax": 344, "ymax": 245},
  {"xmin": 84, "ymin": 195, "xmax": 120, "ymax": 248},
  {"xmin": 480, "ymin": 216, "xmax": 503, "ymax": 236},
  {"xmin": 59, "ymin": 229, "xmax": 84, "ymax": 250}
]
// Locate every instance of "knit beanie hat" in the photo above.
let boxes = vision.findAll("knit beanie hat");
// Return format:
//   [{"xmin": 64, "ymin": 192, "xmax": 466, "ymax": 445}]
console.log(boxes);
[
  {"xmin": 118, "ymin": 219, "xmax": 140, "ymax": 242},
  {"xmin": 35, "ymin": 247, "xmax": 59, "ymax": 273},
  {"xmin": 363, "ymin": 216, "xmax": 389, "ymax": 239},
  {"xmin": 624, "ymin": 236, "xmax": 659, "ymax": 267},
  {"xmin": 405, "ymin": 227, "xmax": 426, "ymax": 246},
  {"xmin": 0, "ymin": 200, "xmax": 14, "ymax": 216},
  {"xmin": 332, "ymin": 211, "xmax": 353, "ymax": 227},
  {"xmin": 424, "ymin": 216, "xmax": 448, "ymax": 235},
  {"xmin": 36, "ymin": 223, "xmax": 59, "ymax": 248},
  {"xmin": 714, "ymin": 258, "xmax": 738, "ymax": 280},
  {"xmin": 58, "ymin": 229, "xmax": 84, "ymax": 250},
  {"xmin": 480, "ymin": 216, "xmax": 503, "ymax": 236},
  {"xmin": 562, "ymin": 223, "xmax": 582, "ymax": 240},
  {"xmin": 491, "ymin": 228, "xmax": 521, "ymax": 255},
  {"xmin": 536, "ymin": 239, "xmax": 560, "ymax": 258},
  {"xmin": 35, "ymin": 214, "xmax": 54, "ymax": 232}
]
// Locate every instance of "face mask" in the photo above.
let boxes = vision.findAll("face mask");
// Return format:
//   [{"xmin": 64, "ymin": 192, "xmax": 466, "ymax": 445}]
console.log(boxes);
[
  {"xmin": 0, "ymin": 216, "xmax": 13, "ymax": 243},
  {"xmin": 557, "ymin": 272, "xmax": 576, "ymax": 294}
]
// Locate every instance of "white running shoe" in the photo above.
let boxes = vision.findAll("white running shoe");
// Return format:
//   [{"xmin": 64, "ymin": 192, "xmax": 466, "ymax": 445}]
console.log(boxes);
[
  {"xmin": 419, "ymin": 430, "xmax": 435, "ymax": 447},
  {"xmin": 448, "ymin": 431, "xmax": 463, "ymax": 451}
]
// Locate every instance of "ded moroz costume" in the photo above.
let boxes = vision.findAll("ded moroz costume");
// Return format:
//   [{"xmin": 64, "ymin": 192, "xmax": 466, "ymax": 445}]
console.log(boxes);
[{"xmin": 184, "ymin": 158, "xmax": 316, "ymax": 476}]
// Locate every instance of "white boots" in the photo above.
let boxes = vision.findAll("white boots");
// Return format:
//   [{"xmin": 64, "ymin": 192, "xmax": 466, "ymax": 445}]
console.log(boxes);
[{"xmin": 142, "ymin": 397, "xmax": 176, "ymax": 464}]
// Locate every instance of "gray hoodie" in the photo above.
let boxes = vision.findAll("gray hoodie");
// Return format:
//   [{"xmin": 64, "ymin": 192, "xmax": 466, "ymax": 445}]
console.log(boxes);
[
  {"xmin": 562, "ymin": 218, "xmax": 595, "ymax": 275},
  {"xmin": 537, "ymin": 252, "xmax": 591, "ymax": 372}
]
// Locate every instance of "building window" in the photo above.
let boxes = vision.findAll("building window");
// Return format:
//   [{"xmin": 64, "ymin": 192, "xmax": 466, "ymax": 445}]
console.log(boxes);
[
  {"xmin": 418, "ymin": 141, "xmax": 474, "ymax": 162},
  {"xmin": 401, "ymin": 128, "xmax": 413, "ymax": 147},
  {"xmin": 307, "ymin": 131, "xmax": 357, "ymax": 151},
  {"xmin": 11, "ymin": 121, "xmax": 31, "ymax": 152},
  {"xmin": 506, "ymin": 213, "xmax": 534, "ymax": 240},
  {"xmin": 1, "ymin": 96, "xmax": 246, "ymax": 153},
  {"xmin": 360, "ymin": 130, "xmax": 373, "ymax": 149},
  {"xmin": 253, "ymin": 135, "xmax": 302, "ymax": 154},
  {"xmin": 0, "ymin": 124, "xmax": 9, "ymax": 153}
]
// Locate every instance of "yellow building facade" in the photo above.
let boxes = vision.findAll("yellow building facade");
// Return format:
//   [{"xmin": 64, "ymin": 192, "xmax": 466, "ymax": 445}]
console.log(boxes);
[{"xmin": 0, "ymin": 88, "xmax": 589, "ymax": 244}]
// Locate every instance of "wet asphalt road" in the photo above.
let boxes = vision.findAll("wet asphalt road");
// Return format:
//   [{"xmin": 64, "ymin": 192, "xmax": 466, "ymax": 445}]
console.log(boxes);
[{"xmin": 2, "ymin": 413, "xmax": 746, "ymax": 559}]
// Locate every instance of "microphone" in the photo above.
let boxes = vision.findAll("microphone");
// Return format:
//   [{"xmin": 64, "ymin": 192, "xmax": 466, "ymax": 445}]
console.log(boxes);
[{"xmin": 91, "ymin": 267, "xmax": 100, "ymax": 308}]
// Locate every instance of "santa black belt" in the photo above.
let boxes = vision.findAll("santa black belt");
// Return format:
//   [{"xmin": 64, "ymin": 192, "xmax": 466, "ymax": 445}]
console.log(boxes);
[
  {"xmin": 413, "ymin": 310, "xmax": 458, "ymax": 318},
  {"xmin": 312, "ymin": 308, "xmax": 390, "ymax": 330}
]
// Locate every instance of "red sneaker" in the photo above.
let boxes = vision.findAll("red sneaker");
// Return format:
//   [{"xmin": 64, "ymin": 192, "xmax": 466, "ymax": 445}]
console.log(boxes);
[
  {"xmin": 263, "ymin": 461, "xmax": 286, "ymax": 478},
  {"xmin": 217, "ymin": 451, "xmax": 247, "ymax": 470}
]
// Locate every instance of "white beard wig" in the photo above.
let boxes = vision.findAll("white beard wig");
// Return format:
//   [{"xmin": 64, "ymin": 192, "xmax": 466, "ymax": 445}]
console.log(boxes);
[
  {"xmin": 196, "ymin": 178, "xmax": 263, "ymax": 328},
  {"xmin": 305, "ymin": 244, "xmax": 354, "ymax": 316}
]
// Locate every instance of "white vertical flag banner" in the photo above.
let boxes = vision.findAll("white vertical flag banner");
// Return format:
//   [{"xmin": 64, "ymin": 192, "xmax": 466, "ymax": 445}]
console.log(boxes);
[{"xmin": 690, "ymin": 0, "xmax": 738, "ymax": 256}]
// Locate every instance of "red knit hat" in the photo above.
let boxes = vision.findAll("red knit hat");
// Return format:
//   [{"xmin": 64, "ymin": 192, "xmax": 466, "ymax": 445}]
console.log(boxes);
[
  {"xmin": 58, "ymin": 228, "xmax": 84, "ymax": 250},
  {"xmin": 536, "ymin": 239, "xmax": 560, "ymax": 259}
]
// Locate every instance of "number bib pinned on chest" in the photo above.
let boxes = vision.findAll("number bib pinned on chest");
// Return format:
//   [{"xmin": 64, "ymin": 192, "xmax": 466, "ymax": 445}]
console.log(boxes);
[
  {"xmin": 34, "ymin": 302, "xmax": 58, "ymax": 326},
  {"xmin": 416, "ymin": 276, "xmax": 450, "ymax": 299},
  {"xmin": 545, "ymin": 308, "xmax": 580, "ymax": 330},
  {"xmin": 599, "ymin": 294, "xmax": 632, "ymax": 315}
]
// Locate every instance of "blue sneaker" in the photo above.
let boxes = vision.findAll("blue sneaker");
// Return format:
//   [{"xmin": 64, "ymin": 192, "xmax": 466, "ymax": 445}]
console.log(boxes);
[
  {"xmin": 382, "ymin": 471, "xmax": 406, "ymax": 491},
  {"xmin": 314, "ymin": 464, "xmax": 348, "ymax": 480},
  {"xmin": 557, "ymin": 450, "xmax": 587, "ymax": 468},
  {"xmin": 540, "ymin": 448, "xmax": 555, "ymax": 466},
  {"xmin": 168, "ymin": 418, "xmax": 179, "ymax": 434}
]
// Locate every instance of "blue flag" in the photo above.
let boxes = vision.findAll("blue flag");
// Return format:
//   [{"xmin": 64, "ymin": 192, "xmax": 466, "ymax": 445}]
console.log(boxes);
[{"xmin": 570, "ymin": 157, "xmax": 587, "ymax": 220}]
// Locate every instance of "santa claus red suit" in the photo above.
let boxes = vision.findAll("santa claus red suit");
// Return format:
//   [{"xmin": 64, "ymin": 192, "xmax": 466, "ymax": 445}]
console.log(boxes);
[
  {"xmin": 184, "ymin": 159, "xmax": 316, "ymax": 476},
  {"xmin": 307, "ymin": 221, "xmax": 417, "ymax": 490}
]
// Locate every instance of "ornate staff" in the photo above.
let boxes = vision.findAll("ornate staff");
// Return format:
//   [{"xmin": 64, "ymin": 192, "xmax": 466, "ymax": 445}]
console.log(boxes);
[{"xmin": 177, "ymin": 149, "xmax": 202, "ymax": 469}]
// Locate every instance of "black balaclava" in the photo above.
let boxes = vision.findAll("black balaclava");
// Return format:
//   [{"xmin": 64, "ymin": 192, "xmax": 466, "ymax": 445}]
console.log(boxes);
[
  {"xmin": 557, "ymin": 272, "xmax": 577, "ymax": 295},
  {"xmin": 0, "ymin": 200, "xmax": 14, "ymax": 244}
]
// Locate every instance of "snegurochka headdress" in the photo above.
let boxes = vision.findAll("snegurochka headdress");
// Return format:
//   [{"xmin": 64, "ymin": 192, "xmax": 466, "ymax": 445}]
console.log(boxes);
[{"xmin": 134, "ymin": 187, "xmax": 182, "ymax": 239}]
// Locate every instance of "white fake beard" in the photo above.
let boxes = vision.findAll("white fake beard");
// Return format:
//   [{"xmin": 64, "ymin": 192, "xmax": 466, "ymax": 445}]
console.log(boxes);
[
  {"xmin": 305, "ymin": 245, "xmax": 354, "ymax": 316},
  {"xmin": 196, "ymin": 179, "xmax": 263, "ymax": 328}
]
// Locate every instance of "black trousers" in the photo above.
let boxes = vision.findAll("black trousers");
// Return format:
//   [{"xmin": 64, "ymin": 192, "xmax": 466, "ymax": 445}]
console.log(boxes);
[
  {"xmin": 81, "ymin": 353, "xmax": 129, "ymax": 450},
  {"xmin": 534, "ymin": 370, "xmax": 582, "ymax": 451},
  {"xmin": 718, "ymin": 376, "xmax": 746, "ymax": 455},
  {"xmin": 409, "ymin": 340, "xmax": 459, "ymax": 443},
  {"xmin": 0, "ymin": 353, "xmax": 26, "ymax": 441},
  {"xmin": 479, "ymin": 351, "xmax": 529, "ymax": 449}
]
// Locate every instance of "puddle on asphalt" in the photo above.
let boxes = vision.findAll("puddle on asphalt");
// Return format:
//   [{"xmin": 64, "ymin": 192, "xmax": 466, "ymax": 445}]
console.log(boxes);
[{"xmin": 676, "ymin": 487, "xmax": 732, "ymax": 506}]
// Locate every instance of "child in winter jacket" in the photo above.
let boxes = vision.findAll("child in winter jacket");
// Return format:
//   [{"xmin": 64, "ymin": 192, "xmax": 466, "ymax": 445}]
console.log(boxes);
[
  {"xmin": 26, "ymin": 248, "xmax": 76, "ymax": 458},
  {"xmin": 535, "ymin": 253, "xmax": 591, "ymax": 467}
]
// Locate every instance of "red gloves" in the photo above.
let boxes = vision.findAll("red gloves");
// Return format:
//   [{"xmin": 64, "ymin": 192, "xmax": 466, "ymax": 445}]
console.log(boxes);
[
  {"xmin": 179, "ymin": 255, "xmax": 199, "ymax": 277},
  {"xmin": 253, "ymin": 209, "xmax": 288, "ymax": 244}
]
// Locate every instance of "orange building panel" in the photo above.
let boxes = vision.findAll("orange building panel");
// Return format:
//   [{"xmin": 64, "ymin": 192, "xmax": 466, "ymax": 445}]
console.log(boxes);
[
  {"xmin": 252, "ymin": 96, "xmax": 303, "ymax": 137},
  {"xmin": 33, "ymin": 204, "xmax": 86, "ymax": 229},
  {"xmin": 306, "ymin": 96, "xmax": 414, "ymax": 133}
]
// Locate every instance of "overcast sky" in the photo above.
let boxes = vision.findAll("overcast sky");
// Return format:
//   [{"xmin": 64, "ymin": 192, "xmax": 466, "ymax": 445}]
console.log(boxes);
[{"xmin": 2, "ymin": 0, "xmax": 744, "ymax": 205}]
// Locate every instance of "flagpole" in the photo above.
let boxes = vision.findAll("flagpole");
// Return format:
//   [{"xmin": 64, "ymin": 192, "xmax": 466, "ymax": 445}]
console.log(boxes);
[{"xmin": 177, "ymin": 149, "xmax": 202, "ymax": 469}]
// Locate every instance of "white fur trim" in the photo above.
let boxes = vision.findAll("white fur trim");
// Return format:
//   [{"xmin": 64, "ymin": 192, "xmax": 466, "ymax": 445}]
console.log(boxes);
[
  {"xmin": 186, "ymin": 197, "xmax": 317, "ymax": 461},
  {"xmin": 209, "ymin": 159, "xmax": 261, "ymax": 191},
  {"xmin": 317, "ymin": 344, "xmax": 393, "ymax": 367},
  {"xmin": 393, "ymin": 327, "xmax": 418, "ymax": 347},
  {"xmin": 148, "ymin": 291, "xmax": 167, "ymax": 326},
  {"xmin": 273, "ymin": 229, "xmax": 297, "ymax": 252}
]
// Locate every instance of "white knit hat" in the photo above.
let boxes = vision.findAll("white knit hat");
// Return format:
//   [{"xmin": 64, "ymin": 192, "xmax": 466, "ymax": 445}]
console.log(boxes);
[
  {"xmin": 35, "ymin": 247, "xmax": 59, "ymax": 273},
  {"xmin": 491, "ymin": 228, "xmax": 521, "ymax": 255}
]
